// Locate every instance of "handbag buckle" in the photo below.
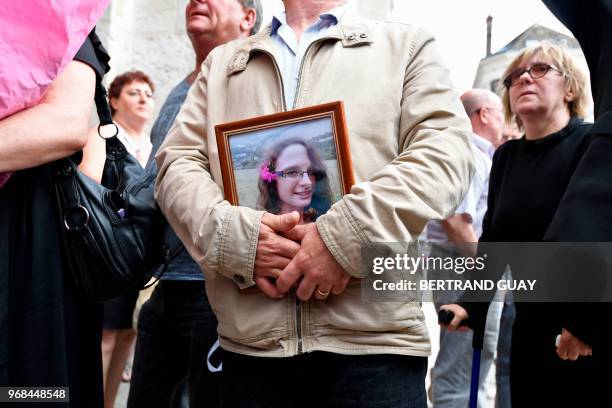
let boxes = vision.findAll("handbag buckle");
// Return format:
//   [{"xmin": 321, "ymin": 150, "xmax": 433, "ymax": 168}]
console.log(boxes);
[{"xmin": 64, "ymin": 206, "xmax": 90, "ymax": 231}]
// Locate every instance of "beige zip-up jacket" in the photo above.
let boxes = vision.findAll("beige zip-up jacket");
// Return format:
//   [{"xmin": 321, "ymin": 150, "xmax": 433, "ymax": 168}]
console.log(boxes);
[{"xmin": 155, "ymin": 14, "xmax": 474, "ymax": 357}]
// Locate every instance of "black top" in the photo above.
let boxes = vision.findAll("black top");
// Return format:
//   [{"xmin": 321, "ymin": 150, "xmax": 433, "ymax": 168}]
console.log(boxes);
[
  {"xmin": 541, "ymin": 0, "xmax": 612, "ymax": 243},
  {"xmin": 542, "ymin": 0, "xmax": 612, "ymax": 119},
  {"xmin": 461, "ymin": 117, "xmax": 592, "ymax": 344},
  {"xmin": 74, "ymin": 29, "xmax": 110, "ymax": 81},
  {"xmin": 540, "ymin": 0, "xmax": 612, "ymax": 356},
  {"xmin": 74, "ymin": 29, "xmax": 112, "ymax": 125},
  {"xmin": 458, "ymin": 114, "xmax": 605, "ymax": 408},
  {"xmin": 481, "ymin": 117, "xmax": 590, "ymax": 243}
]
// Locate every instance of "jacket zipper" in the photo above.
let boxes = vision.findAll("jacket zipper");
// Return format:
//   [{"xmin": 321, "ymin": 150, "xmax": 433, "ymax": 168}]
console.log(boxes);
[
  {"xmin": 259, "ymin": 48, "xmax": 302, "ymax": 352},
  {"xmin": 293, "ymin": 39, "xmax": 327, "ymax": 354},
  {"xmin": 292, "ymin": 39, "xmax": 325, "ymax": 109},
  {"xmin": 259, "ymin": 38, "xmax": 330, "ymax": 355},
  {"xmin": 296, "ymin": 298, "xmax": 303, "ymax": 354}
]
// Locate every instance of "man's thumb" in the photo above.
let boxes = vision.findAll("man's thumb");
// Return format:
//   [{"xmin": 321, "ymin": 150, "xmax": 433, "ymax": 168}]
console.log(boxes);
[{"xmin": 262, "ymin": 211, "xmax": 300, "ymax": 232}]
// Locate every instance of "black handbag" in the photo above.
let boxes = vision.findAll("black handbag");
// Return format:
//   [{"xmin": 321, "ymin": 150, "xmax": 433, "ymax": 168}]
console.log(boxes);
[{"xmin": 52, "ymin": 80, "xmax": 171, "ymax": 302}]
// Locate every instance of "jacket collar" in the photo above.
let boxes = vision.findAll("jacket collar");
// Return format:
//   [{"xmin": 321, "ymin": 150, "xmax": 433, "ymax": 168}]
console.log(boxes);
[{"xmin": 227, "ymin": 10, "xmax": 373, "ymax": 77}]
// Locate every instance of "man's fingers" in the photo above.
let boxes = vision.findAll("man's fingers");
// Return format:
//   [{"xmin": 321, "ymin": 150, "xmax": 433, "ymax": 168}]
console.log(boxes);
[
  {"xmin": 272, "ymin": 235, "xmax": 301, "ymax": 259},
  {"xmin": 255, "ymin": 277, "xmax": 284, "ymax": 299},
  {"xmin": 256, "ymin": 267, "xmax": 283, "ymax": 279},
  {"xmin": 557, "ymin": 347, "xmax": 568, "ymax": 360},
  {"xmin": 314, "ymin": 285, "xmax": 332, "ymax": 300},
  {"xmin": 438, "ymin": 305, "xmax": 469, "ymax": 331},
  {"xmin": 258, "ymin": 231, "xmax": 300, "ymax": 259},
  {"xmin": 255, "ymin": 256, "xmax": 291, "ymax": 273},
  {"xmin": 262, "ymin": 211, "xmax": 300, "ymax": 233},
  {"xmin": 330, "ymin": 274, "xmax": 351, "ymax": 295},
  {"xmin": 449, "ymin": 316, "xmax": 465, "ymax": 331},
  {"xmin": 276, "ymin": 258, "xmax": 303, "ymax": 293},
  {"xmin": 579, "ymin": 345, "xmax": 592, "ymax": 357},
  {"xmin": 556, "ymin": 329, "xmax": 592, "ymax": 361},
  {"xmin": 283, "ymin": 224, "xmax": 308, "ymax": 242},
  {"xmin": 296, "ymin": 277, "xmax": 316, "ymax": 301}
]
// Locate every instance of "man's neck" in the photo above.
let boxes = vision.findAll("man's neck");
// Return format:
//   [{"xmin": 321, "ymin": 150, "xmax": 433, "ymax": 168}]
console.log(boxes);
[
  {"xmin": 474, "ymin": 130, "xmax": 498, "ymax": 150},
  {"xmin": 186, "ymin": 39, "xmax": 215, "ymax": 85},
  {"xmin": 187, "ymin": 33, "xmax": 248, "ymax": 84},
  {"xmin": 283, "ymin": 0, "xmax": 346, "ymax": 41}
]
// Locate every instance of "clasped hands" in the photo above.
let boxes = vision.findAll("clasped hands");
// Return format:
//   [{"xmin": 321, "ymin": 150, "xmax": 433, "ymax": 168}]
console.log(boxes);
[{"xmin": 253, "ymin": 211, "xmax": 351, "ymax": 301}]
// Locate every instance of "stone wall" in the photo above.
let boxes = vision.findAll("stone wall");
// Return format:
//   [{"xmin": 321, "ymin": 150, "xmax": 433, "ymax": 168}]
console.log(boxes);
[
  {"xmin": 96, "ymin": 0, "xmax": 390, "ymax": 120},
  {"xmin": 97, "ymin": 0, "xmax": 193, "ymax": 120}
]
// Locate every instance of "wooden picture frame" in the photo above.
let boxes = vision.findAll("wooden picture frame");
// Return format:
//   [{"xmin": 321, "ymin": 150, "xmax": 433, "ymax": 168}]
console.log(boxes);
[{"xmin": 215, "ymin": 101, "xmax": 354, "ymax": 221}]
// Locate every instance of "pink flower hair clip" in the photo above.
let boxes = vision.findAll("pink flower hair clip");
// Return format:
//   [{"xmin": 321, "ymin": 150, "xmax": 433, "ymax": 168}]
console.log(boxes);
[{"xmin": 259, "ymin": 161, "xmax": 278, "ymax": 183}]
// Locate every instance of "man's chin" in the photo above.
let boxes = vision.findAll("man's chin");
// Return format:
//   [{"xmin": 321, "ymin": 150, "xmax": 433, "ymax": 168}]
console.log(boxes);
[{"xmin": 186, "ymin": 20, "xmax": 211, "ymax": 34}]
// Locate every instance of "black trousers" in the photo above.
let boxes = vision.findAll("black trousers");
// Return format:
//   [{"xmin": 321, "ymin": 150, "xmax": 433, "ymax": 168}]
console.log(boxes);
[
  {"xmin": 220, "ymin": 351, "xmax": 428, "ymax": 408},
  {"xmin": 127, "ymin": 280, "xmax": 220, "ymax": 408}
]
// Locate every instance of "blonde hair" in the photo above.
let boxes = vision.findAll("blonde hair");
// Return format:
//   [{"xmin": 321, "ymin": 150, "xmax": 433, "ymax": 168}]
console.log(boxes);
[{"xmin": 500, "ymin": 43, "xmax": 588, "ymax": 130}]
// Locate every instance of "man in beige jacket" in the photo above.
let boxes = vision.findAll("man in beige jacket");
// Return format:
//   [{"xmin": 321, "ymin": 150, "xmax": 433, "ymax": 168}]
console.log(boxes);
[{"xmin": 156, "ymin": 0, "xmax": 473, "ymax": 405}]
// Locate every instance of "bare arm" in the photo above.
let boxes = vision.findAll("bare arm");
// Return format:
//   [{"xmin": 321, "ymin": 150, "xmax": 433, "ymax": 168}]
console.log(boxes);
[
  {"xmin": 442, "ymin": 214, "xmax": 478, "ymax": 257},
  {"xmin": 442, "ymin": 214, "xmax": 477, "ymax": 243},
  {"xmin": 0, "ymin": 61, "xmax": 96, "ymax": 172},
  {"xmin": 79, "ymin": 127, "xmax": 106, "ymax": 183}
]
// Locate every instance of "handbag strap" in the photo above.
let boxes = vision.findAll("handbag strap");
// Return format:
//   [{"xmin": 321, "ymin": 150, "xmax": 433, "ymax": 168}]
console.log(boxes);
[
  {"xmin": 63, "ymin": 78, "xmax": 114, "ymax": 168},
  {"xmin": 95, "ymin": 77, "xmax": 130, "ymax": 190},
  {"xmin": 95, "ymin": 80, "xmax": 113, "ymax": 126}
]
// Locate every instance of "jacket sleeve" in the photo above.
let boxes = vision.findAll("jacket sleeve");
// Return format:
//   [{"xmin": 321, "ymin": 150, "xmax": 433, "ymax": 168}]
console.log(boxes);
[
  {"xmin": 155, "ymin": 52, "xmax": 264, "ymax": 289},
  {"xmin": 316, "ymin": 29, "xmax": 474, "ymax": 278}
]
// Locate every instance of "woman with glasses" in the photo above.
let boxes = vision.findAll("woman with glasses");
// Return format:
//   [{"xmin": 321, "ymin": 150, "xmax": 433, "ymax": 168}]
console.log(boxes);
[
  {"xmin": 80, "ymin": 71, "xmax": 155, "ymax": 408},
  {"xmin": 257, "ymin": 138, "xmax": 333, "ymax": 223},
  {"xmin": 440, "ymin": 43, "xmax": 597, "ymax": 406}
]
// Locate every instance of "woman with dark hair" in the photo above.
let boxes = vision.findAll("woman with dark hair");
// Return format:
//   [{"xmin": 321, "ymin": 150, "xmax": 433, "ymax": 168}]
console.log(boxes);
[
  {"xmin": 257, "ymin": 138, "xmax": 333, "ymax": 223},
  {"xmin": 80, "ymin": 70, "xmax": 155, "ymax": 408}
]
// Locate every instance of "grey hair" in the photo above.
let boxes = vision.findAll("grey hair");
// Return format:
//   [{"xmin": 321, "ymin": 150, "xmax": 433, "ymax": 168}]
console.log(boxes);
[{"xmin": 238, "ymin": 0, "xmax": 263, "ymax": 35}]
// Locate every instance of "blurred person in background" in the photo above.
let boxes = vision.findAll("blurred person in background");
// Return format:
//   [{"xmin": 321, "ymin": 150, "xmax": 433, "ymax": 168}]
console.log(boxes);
[
  {"xmin": 429, "ymin": 89, "xmax": 505, "ymax": 408},
  {"xmin": 127, "ymin": 1, "xmax": 262, "ymax": 407},
  {"xmin": 501, "ymin": 121, "xmax": 522, "ymax": 144},
  {"xmin": 80, "ymin": 70, "xmax": 155, "ymax": 408}
]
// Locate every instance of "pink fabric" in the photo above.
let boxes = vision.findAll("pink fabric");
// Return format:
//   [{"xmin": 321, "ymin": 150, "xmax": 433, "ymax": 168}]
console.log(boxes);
[{"xmin": 0, "ymin": 0, "xmax": 110, "ymax": 188}]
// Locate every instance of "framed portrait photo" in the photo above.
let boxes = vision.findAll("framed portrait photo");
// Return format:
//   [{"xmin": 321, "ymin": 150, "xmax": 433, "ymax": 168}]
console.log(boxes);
[{"xmin": 215, "ymin": 101, "xmax": 354, "ymax": 223}]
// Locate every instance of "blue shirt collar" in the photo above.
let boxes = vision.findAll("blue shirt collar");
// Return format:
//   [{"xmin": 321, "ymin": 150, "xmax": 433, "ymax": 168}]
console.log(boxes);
[{"xmin": 271, "ymin": 4, "xmax": 348, "ymax": 36}]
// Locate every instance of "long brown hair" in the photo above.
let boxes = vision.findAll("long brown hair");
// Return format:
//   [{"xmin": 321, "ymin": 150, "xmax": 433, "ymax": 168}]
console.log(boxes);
[{"xmin": 256, "ymin": 138, "xmax": 333, "ymax": 222}]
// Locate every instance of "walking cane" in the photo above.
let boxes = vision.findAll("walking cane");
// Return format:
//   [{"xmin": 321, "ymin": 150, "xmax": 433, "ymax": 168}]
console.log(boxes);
[{"xmin": 438, "ymin": 309, "xmax": 485, "ymax": 408}]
